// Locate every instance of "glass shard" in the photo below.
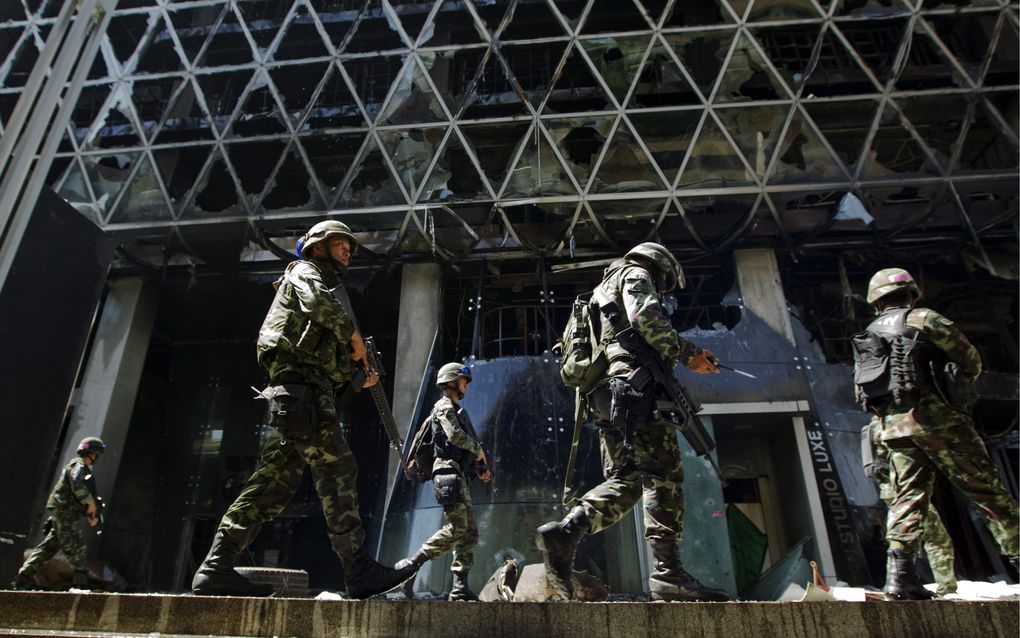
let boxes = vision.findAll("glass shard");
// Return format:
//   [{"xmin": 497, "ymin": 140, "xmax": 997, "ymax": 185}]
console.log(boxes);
[
  {"xmin": 580, "ymin": 35, "xmax": 650, "ymax": 105},
  {"xmin": 768, "ymin": 106, "xmax": 848, "ymax": 183},
  {"xmin": 664, "ymin": 30, "xmax": 737, "ymax": 102},
  {"xmin": 153, "ymin": 144, "xmax": 215, "ymax": 211},
  {"xmin": 230, "ymin": 69, "xmax": 289, "ymax": 136},
  {"xmin": 377, "ymin": 126, "xmax": 447, "ymax": 199},
  {"xmin": 504, "ymin": 123, "xmax": 578, "ymax": 197},
  {"xmin": 419, "ymin": 129, "xmax": 491, "ymax": 202},
  {"xmin": 590, "ymin": 118, "xmax": 666, "ymax": 193},
  {"xmin": 379, "ymin": 55, "xmax": 449, "ymax": 125},
  {"xmin": 108, "ymin": 154, "xmax": 174, "ymax": 223},
  {"xmin": 628, "ymin": 40, "xmax": 702, "ymax": 107},
  {"xmin": 337, "ymin": 136, "xmax": 408, "ymax": 207},
  {"xmin": 545, "ymin": 115, "xmax": 614, "ymax": 191}
]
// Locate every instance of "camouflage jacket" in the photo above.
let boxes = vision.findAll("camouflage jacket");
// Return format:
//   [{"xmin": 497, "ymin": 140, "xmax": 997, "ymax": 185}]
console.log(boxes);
[
  {"xmin": 256, "ymin": 258, "xmax": 357, "ymax": 390},
  {"xmin": 876, "ymin": 304, "xmax": 982, "ymax": 440},
  {"xmin": 46, "ymin": 457, "xmax": 95, "ymax": 514},
  {"xmin": 431, "ymin": 395, "xmax": 482, "ymax": 475},
  {"xmin": 598, "ymin": 258, "xmax": 701, "ymax": 377}
]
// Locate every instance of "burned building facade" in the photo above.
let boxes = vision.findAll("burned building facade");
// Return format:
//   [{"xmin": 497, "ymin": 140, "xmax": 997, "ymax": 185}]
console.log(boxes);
[{"xmin": 0, "ymin": 0, "xmax": 1016, "ymax": 597}]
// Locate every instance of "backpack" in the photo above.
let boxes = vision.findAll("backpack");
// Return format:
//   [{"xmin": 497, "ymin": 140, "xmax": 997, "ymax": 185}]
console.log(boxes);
[
  {"xmin": 557, "ymin": 285, "xmax": 614, "ymax": 394},
  {"xmin": 403, "ymin": 411, "xmax": 436, "ymax": 483}
]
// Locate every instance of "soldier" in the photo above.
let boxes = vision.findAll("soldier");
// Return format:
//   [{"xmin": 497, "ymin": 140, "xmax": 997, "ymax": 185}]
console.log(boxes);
[
  {"xmin": 191, "ymin": 220, "xmax": 412, "ymax": 598},
  {"xmin": 12, "ymin": 437, "xmax": 106, "ymax": 590},
  {"xmin": 852, "ymin": 268, "xmax": 1019, "ymax": 600},
  {"xmin": 535, "ymin": 243, "xmax": 730, "ymax": 602},
  {"xmin": 865, "ymin": 418, "xmax": 957, "ymax": 596},
  {"xmin": 396, "ymin": 363, "xmax": 492, "ymax": 601}
]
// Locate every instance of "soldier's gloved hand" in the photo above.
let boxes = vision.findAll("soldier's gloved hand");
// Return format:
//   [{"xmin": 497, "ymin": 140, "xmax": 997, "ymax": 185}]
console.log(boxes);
[
  {"xmin": 350, "ymin": 331, "xmax": 368, "ymax": 363},
  {"xmin": 687, "ymin": 349, "xmax": 721, "ymax": 374},
  {"xmin": 475, "ymin": 451, "xmax": 492, "ymax": 483}
]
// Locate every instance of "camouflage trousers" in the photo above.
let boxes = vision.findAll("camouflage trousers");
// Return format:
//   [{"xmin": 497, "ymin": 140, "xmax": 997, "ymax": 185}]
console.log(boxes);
[
  {"xmin": 219, "ymin": 387, "xmax": 365, "ymax": 558},
  {"xmin": 885, "ymin": 415, "xmax": 1019, "ymax": 558},
  {"xmin": 578, "ymin": 421, "xmax": 684, "ymax": 542},
  {"xmin": 879, "ymin": 485, "xmax": 956, "ymax": 595},
  {"xmin": 418, "ymin": 474, "xmax": 478, "ymax": 574},
  {"xmin": 19, "ymin": 508, "xmax": 86, "ymax": 576}
]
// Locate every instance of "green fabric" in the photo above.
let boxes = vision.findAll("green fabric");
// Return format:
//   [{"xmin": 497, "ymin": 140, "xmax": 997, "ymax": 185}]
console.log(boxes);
[{"xmin": 726, "ymin": 505, "xmax": 768, "ymax": 593}]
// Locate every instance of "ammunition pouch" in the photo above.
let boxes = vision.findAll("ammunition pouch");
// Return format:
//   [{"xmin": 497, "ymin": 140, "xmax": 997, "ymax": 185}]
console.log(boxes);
[
  {"xmin": 433, "ymin": 472, "xmax": 462, "ymax": 507},
  {"xmin": 267, "ymin": 383, "xmax": 318, "ymax": 439},
  {"xmin": 607, "ymin": 368, "xmax": 654, "ymax": 432},
  {"xmin": 860, "ymin": 423, "xmax": 890, "ymax": 479}
]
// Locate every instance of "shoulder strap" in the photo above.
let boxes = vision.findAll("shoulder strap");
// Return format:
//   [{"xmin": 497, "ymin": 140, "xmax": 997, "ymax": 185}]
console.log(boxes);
[{"xmin": 561, "ymin": 389, "xmax": 587, "ymax": 508}]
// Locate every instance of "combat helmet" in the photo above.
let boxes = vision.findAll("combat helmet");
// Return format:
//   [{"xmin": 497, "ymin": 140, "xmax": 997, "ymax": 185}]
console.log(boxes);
[
  {"xmin": 76, "ymin": 437, "xmax": 106, "ymax": 457},
  {"xmin": 436, "ymin": 362, "xmax": 471, "ymax": 387},
  {"xmin": 867, "ymin": 268, "xmax": 922, "ymax": 305},
  {"xmin": 297, "ymin": 220, "xmax": 359, "ymax": 258},
  {"xmin": 625, "ymin": 242, "xmax": 685, "ymax": 292}
]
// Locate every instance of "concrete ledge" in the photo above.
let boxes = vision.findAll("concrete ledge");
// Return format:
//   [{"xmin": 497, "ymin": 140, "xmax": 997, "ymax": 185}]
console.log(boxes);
[{"xmin": 0, "ymin": 591, "xmax": 1016, "ymax": 638}]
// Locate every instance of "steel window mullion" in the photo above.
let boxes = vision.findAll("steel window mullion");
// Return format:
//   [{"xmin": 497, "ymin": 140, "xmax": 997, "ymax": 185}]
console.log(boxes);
[
  {"xmin": 411, "ymin": 124, "xmax": 455, "ymax": 202},
  {"xmin": 580, "ymin": 114, "xmax": 624, "ymax": 197},
  {"xmin": 326, "ymin": 127, "xmax": 373, "ymax": 209},
  {"xmin": 638, "ymin": 197, "xmax": 673, "ymax": 243},
  {"xmin": 672, "ymin": 196, "xmax": 712, "ymax": 252},
  {"xmin": 580, "ymin": 200, "xmax": 620, "ymax": 250},
  {"xmin": 669, "ymin": 108, "xmax": 711, "ymax": 190}
]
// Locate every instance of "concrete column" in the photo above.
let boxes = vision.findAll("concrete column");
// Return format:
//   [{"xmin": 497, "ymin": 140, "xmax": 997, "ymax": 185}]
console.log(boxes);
[
  {"xmin": 733, "ymin": 248, "xmax": 795, "ymax": 346},
  {"xmin": 55, "ymin": 277, "xmax": 158, "ymax": 503}
]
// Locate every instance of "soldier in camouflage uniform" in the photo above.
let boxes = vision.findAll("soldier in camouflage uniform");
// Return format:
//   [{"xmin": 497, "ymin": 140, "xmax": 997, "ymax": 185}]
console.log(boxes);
[
  {"xmin": 396, "ymin": 363, "xmax": 492, "ymax": 601},
  {"xmin": 867, "ymin": 417, "xmax": 957, "ymax": 596},
  {"xmin": 853, "ymin": 268, "xmax": 1019, "ymax": 600},
  {"xmin": 12, "ymin": 437, "xmax": 106, "ymax": 590},
  {"xmin": 536, "ymin": 243, "xmax": 729, "ymax": 602},
  {"xmin": 191, "ymin": 220, "xmax": 412, "ymax": 599}
]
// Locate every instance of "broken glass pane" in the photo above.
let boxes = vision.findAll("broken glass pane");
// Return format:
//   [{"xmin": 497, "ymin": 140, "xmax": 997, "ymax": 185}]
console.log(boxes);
[
  {"xmin": 4, "ymin": 27, "xmax": 40, "ymax": 88},
  {"xmin": 501, "ymin": 0, "xmax": 569, "ymax": 40},
  {"xmin": 298, "ymin": 131, "xmax": 369, "ymax": 203},
  {"xmin": 108, "ymin": 154, "xmax": 174, "ymax": 223},
  {"xmin": 897, "ymin": 94, "xmax": 968, "ymax": 171},
  {"xmin": 678, "ymin": 115, "xmax": 755, "ymax": 188},
  {"xmin": 835, "ymin": 17, "xmax": 908, "ymax": 88},
  {"xmin": 269, "ymin": 62, "xmax": 329, "ymax": 123},
  {"xmin": 423, "ymin": 46, "xmax": 485, "ymax": 115},
  {"xmin": 715, "ymin": 33, "xmax": 788, "ymax": 102},
  {"xmin": 714, "ymin": 105, "xmax": 789, "ymax": 181},
  {"xmin": 768, "ymin": 107, "xmax": 847, "ymax": 183},
  {"xmin": 261, "ymin": 143, "xmax": 325, "ymax": 211},
  {"xmin": 230, "ymin": 69, "xmax": 289, "ymax": 136},
  {"xmin": 154, "ymin": 77, "xmax": 217, "ymax": 144},
  {"xmin": 304, "ymin": 63, "xmax": 367, "ymax": 128},
  {"xmin": 82, "ymin": 84, "xmax": 142, "ymax": 150},
  {"xmin": 0, "ymin": 28, "xmax": 27, "ymax": 76},
  {"xmin": 580, "ymin": 35, "xmax": 650, "ymax": 105},
  {"xmin": 501, "ymin": 40, "xmax": 569, "ymax": 110},
  {"xmin": 391, "ymin": 0, "xmax": 435, "ymax": 46},
  {"xmin": 344, "ymin": 1, "xmax": 409, "ymax": 53},
  {"xmin": 545, "ymin": 115, "xmax": 614, "ymax": 190},
  {"xmin": 188, "ymin": 150, "xmax": 242, "ymax": 216},
  {"xmin": 200, "ymin": 5, "xmax": 257, "ymax": 68},
  {"xmin": 664, "ymin": 30, "xmax": 737, "ymax": 102},
  {"xmin": 746, "ymin": 0, "xmax": 822, "ymax": 21},
  {"xmin": 501, "ymin": 201, "xmax": 575, "ymax": 249},
  {"xmin": 628, "ymin": 40, "xmax": 701, "ymax": 107},
  {"xmin": 589, "ymin": 198, "xmax": 667, "ymax": 245},
  {"xmin": 337, "ymin": 136, "xmax": 407, "ymax": 207},
  {"xmin": 581, "ymin": 0, "xmax": 651, "ymax": 35},
  {"xmin": 807, "ymin": 29, "xmax": 880, "ymax": 96},
  {"xmin": 45, "ymin": 156, "xmax": 72, "ymax": 188},
  {"xmin": 940, "ymin": 12, "xmax": 1018, "ymax": 87},
  {"xmin": 315, "ymin": 1, "xmax": 358, "ymax": 52},
  {"xmin": 954, "ymin": 101, "xmax": 1019, "ymax": 173},
  {"xmin": 235, "ymin": 0, "xmax": 289, "ymax": 58},
  {"xmin": 628, "ymin": 109, "xmax": 702, "ymax": 184},
  {"xmin": 168, "ymin": 5, "xmax": 224, "ymax": 65},
  {"xmin": 459, "ymin": 48, "xmax": 530, "ymax": 119},
  {"xmin": 56, "ymin": 159, "xmax": 94, "ymax": 209},
  {"xmin": 419, "ymin": 130, "xmax": 491, "ymax": 202},
  {"xmin": 985, "ymin": 90, "xmax": 1018, "ymax": 138},
  {"xmin": 544, "ymin": 42, "xmax": 614, "ymax": 113},
  {"xmin": 832, "ymin": 0, "xmax": 909, "ymax": 17},
  {"xmin": 83, "ymin": 152, "xmax": 142, "ymax": 217},
  {"xmin": 859, "ymin": 105, "xmax": 940, "ymax": 179},
  {"xmin": 420, "ymin": 1, "xmax": 488, "ymax": 46},
  {"xmin": 377, "ymin": 126, "xmax": 446, "ymax": 198},
  {"xmin": 153, "ymin": 144, "xmax": 215, "ymax": 210},
  {"xmin": 130, "ymin": 76, "xmax": 186, "ymax": 141},
  {"xmin": 344, "ymin": 54, "xmax": 405, "ymax": 121},
  {"xmin": 275, "ymin": 5, "xmax": 331, "ymax": 59},
  {"xmin": 136, "ymin": 15, "xmax": 188, "ymax": 74},
  {"xmin": 749, "ymin": 24, "xmax": 822, "ymax": 95},
  {"xmin": 459, "ymin": 121, "xmax": 532, "ymax": 194},
  {"xmin": 678, "ymin": 194, "xmax": 758, "ymax": 245},
  {"xmin": 106, "ymin": 12, "xmax": 153, "ymax": 69},
  {"xmin": 504, "ymin": 123, "xmax": 578, "ymax": 197},
  {"xmin": 656, "ymin": 0, "xmax": 736, "ymax": 27},
  {"xmin": 590, "ymin": 119, "xmax": 666, "ymax": 193},
  {"xmin": 380, "ymin": 54, "xmax": 449, "ymax": 125},
  {"xmin": 893, "ymin": 21, "xmax": 964, "ymax": 90},
  {"xmin": 224, "ymin": 139, "xmax": 288, "ymax": 204},
  {"xmin": 69, "ymin": 84, "xmax": 115, "ymax": 143},
  {"xmin": 801, "ymin": 98, "xmax": 878, "ymax": 174}
]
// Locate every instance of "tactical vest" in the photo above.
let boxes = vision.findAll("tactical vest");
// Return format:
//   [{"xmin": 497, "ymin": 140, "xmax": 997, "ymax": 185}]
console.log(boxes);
[
  {"xmin": 852, "ymin": 308, "xmax": 941, "ymax": 409},
  {"xmin": 432, "ymin": 404, "xmax": 480, "ymax": 470},
  {"xmin": 47, "ymin": 458, "xmax": 94, "ymax": 512}
]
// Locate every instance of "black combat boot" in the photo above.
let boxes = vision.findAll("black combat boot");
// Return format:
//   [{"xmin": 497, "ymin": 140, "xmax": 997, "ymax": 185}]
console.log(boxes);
[
  {"xmin": 191, "ymin": 531, "xmax": 274, "ymax": 597},
  {"xmin": 70, "ymin": 570, "xmax": 90, "ymax": 590},
  {"xmin": 535, "ymin": 506, "xmax": 590, "ymax": 600},
  {"xmin": 448, "ymin": 571, "xmax": 478, "ymax": 601},
  {"xmin": 394, "ymin": 549, "xmax": 429, "ymax": 600},
  {"xmin": 648, "ymin": 540, "xmax": 729, "ymax": 602},
  {"xmin": 884, "ymin": 549, "xmax": 935, "ymax": 600},
  {"xmin": 342, "ymin": 546, "xmax": 414, "ymax": 600}
]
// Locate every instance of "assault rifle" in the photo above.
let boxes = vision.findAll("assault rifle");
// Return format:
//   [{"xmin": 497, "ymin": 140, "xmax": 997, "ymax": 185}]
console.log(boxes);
[
  {"xmin": 331, "ymin": 284, "xmax": 407, "ymax": 468},
  {"xmin": 614, "ymin": 327, "xmax": 727, "ymax": 486},
  {"xmin": 91, "ymin": 496, "xmax": 106, "ymax": 536}
]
